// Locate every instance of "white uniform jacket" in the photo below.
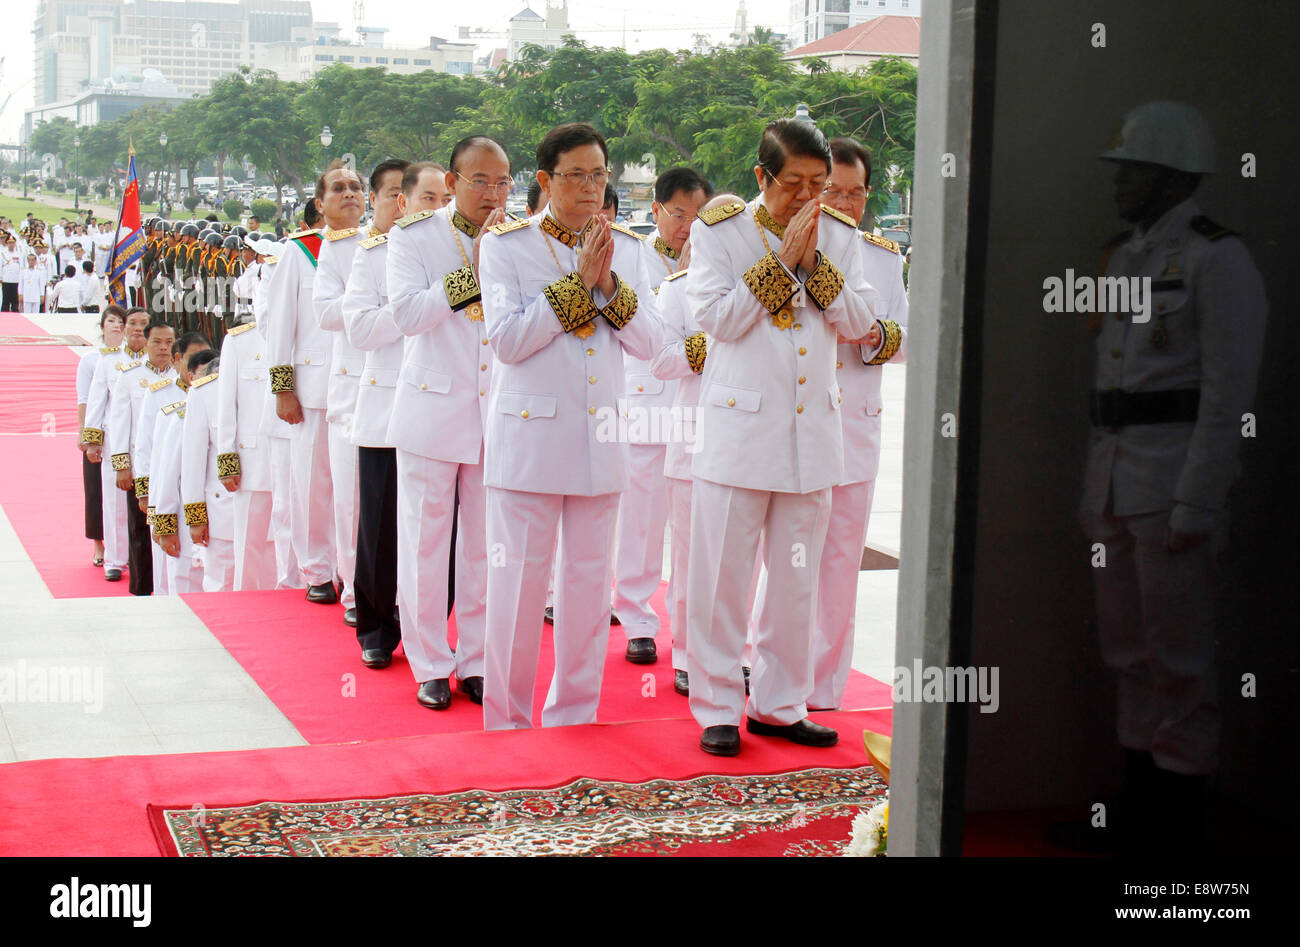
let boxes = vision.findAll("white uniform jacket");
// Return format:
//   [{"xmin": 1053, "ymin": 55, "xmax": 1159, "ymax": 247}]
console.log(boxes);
[
  {"xmin": 181, "ymin": 373, "xmax": 234, "ymax": 541},
  {"xmin": 264, "ymin": 230, "xmax": 329, "ymax": 410},
  {"xmin": 215, "ymin": 322, "xmax": 272, "ymax": 492},
  {"xmin": 617, "ymin": 235, "xmax": 681, "ymax": 445},
  {"xmin": 314, "ymin": 225, "xmax": 369, "ymax": 429},
  {"xmin": 647, "ymin": 270, "xmax": 702, "ymax": 481},
  {"xmin": 343, "ymin": 233, "xmax": 402, "ymax": 448}
]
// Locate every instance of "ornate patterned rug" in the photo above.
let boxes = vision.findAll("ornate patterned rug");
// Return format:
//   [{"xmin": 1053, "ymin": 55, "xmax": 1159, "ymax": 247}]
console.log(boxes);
[{"xmin": 149, "ymin": 766, "xmax": 886, "ymax": 857}]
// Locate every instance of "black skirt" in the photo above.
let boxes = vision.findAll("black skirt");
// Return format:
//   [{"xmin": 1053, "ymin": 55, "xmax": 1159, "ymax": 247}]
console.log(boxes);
[{"xmin": 83, "ymin": 451, "xmax": 103, "ymax": 540}]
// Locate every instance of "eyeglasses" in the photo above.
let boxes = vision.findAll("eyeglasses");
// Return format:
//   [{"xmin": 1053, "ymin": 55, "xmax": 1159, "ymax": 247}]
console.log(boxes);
[
  {"xmin": 763, "ymin": 168, "xmax": 826, "ymax": 194},
  {"xmin": 456, "ymin": 171, "xmax": 514, "ymax": 195},
  {"xmin": 657, "ymin": 207, "xmax": 695, "ymax": 222},
  {"xmin": 823, "ymin": 186, "xmax": 869, "ymax": 202},
  {"xmin": 550, "ymin": 169, "xmax": 612, "ymax": 188}
]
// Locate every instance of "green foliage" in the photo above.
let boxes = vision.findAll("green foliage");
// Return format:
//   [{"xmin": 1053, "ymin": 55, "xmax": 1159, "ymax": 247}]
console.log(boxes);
[
  {"xmin": 222, "ymin": 198, "xmax": 244, "ymax": 220},
  {"xmin": 140, "ymin": 188, "xmax": 157, "ymax": 204},
  {"xmin": 183, "ymin": 194, "xmax": 202, "ymax": 211},
  {"xmin": 250, "ymin": 198, "xmax": 279, "ymax": 222}
]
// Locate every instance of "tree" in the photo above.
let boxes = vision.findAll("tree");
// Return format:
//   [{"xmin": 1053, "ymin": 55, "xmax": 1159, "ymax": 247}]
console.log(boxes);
[
  {"xmin": 229, "ymin": 71, "xmax": 314, "ymax": 204},
  {"xmin": 223, "ymin": 198, "xmax": 243, "ymax": 220},
  {"xmin": 249, "ymin": 198, "xmax": 278, "ymax": 222}
]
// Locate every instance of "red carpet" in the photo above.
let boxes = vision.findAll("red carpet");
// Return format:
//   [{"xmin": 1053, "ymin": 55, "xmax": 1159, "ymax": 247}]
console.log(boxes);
[
  {"xmin": 0, "ymin": 710, "xmax": 891, "ymax": 856},
  {"xmin": 183, "ymin": 587, "xmax": 894, "ymax": 744},
  {"xmin": 0, "ymin": 313, "xmax": 84, "ymax": 433}
]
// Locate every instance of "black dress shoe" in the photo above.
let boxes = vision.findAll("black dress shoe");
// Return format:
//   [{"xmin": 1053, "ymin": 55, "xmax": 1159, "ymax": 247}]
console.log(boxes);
[
  {"xmin": 361, "ymin": 648, "xmax": 392, "ymax": 669},
  {"xmin": 417, "ymin": 678, "xmax": 452, "ymax": 710},
  {"xmin": 700, "ymin": 725, "xmax": 740, "ymax": 756},
  {"xmin": 745, "ymin": 717, "xmax": 838, "ymax": 747},
  {"xmin": 457, "ymin": 676, "xmax": 484, "ymax": 705},
  {"xmin": 543, "ymin": 605, "xmax": 554, "ymax": 625},
  {"xmin": 743, "ymin": 665, "xmax": 751, "ymax": 695},
  {"xmin": 104, "ymin": 568, "xmax": 122, "ymax": 582},
  {"xmin": 625, "ymin": 637, "xmax": 657, "ymax": 664},
  {"xmin": 305, "ymin": 582, "xmax": 338, "ymax": 604},
  {"xmin": 674, "ymin": 669, "xmax": 689, "ymax": 696},
  {"xmin": 610, "ymin": 610, "xmax": 622, "ymax": 626},
  {"xmin": 343, "ymin": 608, "xmax": 357, "ymax": 627}
]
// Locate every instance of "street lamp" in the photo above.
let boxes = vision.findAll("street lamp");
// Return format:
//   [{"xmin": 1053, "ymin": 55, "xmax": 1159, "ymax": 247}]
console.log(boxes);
[
  {"xmin": 73, "ymin": 134, "xmax": 81, "ymax": 211},
  {"xmin": 20, "ymin": 146, "xmax": 26, "ymax": 199},
  {"xmin": 159, "ymin": 132, "xmax": 168, "ymax": 216},
  {"xmin": 320, "ymin": 126, "xmax": 333, "ymax": 170}
]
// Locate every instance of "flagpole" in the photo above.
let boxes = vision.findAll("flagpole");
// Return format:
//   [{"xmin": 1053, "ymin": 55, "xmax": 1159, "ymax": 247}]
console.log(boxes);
[{"xmin": 106, "ymin": 142, "xmax": 135, "ymax": 308}]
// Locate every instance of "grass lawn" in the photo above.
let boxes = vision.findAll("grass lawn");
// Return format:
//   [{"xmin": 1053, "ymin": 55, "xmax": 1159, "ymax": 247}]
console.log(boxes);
[{"xmin": 0, "ymin": 193, "xmax": 166, "ymax": 225}]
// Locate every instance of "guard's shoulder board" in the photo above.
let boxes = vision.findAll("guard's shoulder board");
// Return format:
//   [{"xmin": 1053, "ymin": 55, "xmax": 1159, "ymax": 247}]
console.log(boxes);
[
  {"xmin": 396, "ymin": 210, "xmax": 434, "ymax": 229},
  {"xmin": 609, "ymin": 221, "xmax": 643, "ymax": 241},
  {"xmin": 663, "ymin": 269, "xmax": 689, "ymax": 282},
  {"xmin": 228, "ymin": 321, "xmax": 256, "ymax": 336},
  {"xmin": 324, "ymin": 227, "xmax": 359, "ymax": 242},
  {"xmin": 117, "ymin": 360, "xmax": 141, "ymax": 372},
  {"xmin": 488, "ymin": 218, "xmax": 531, "ymax": 236},
  {"xmin": 285, "ymin": 227, "xmax": 322, "ymax": 239},
  {"xmin": 697, "ymin": 201, "xmax": 746, "ymax": 226},
  {"xmin": 360, "ymin": 234, "xmax": 388, "ymax": 250},
  {"xmin": 1190, "ymin": 215, "xmax": 1236, "ymax": 241},
  {"xmin": 191, "ymin": 372, "xmax": 219, "ymax": 389},
  {"xmin": 263, "ymin": 255, "xmax": 279, "ymax": 265},
  {"xmin": 820, "ymin": 204, "xmax": 858, "ymax": 228},
  {"xmin": 100, "ymin": 345, "xmax": 120, "ymax": 355},
  {"xmin": 162, "ymin": 399, "xmax": 186, "ymax": 415},
  {"xmin": 149, "ymin": 377, "xmax": 174, "ymax": 392},
  {"xmin": 862, "ymin": 231, "xmax": 901, "ymax": 255}
]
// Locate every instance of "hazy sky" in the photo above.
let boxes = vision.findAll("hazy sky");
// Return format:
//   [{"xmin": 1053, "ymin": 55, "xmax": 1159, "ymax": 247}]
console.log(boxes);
[{"xmin": 0, "ymin": 0, "xmax": 792, "ymax": 141}]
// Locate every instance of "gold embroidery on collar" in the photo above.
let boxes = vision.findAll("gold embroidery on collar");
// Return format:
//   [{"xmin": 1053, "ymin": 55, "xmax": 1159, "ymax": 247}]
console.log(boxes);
[
  {"xmin": 755, "ymin": 204, "xmax": 786, "ymax": 240},
  {"xmin": 653, "ymin": 236, "xmax": 681, "ymax": 261},
  {"xmin": 452, "ymin": 210, "xmax": 481, "ymax": 239}
]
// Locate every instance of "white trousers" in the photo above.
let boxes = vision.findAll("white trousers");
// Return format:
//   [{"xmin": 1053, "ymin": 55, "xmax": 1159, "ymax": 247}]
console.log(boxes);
[
  {"xmin": 267, "ymin": 436, "xmax": 302, "ymax": 589},
  {"xmin": 22, "ymin": 301, "xmax": 39, "ymax": 314},
  {"xmin": 151, "ymin": 516, "xmax": 171, "ymax": 595},
  {"xmin": 613, "ymin": 443, "xmax": 669, "ymax": 640},
  {"xmin": 288, "ymin": 407, "xmax": 335, "ymax": 588},
  {"xmin": 232, "ymin": 488, "xmax": 278, "ymax": 590},
  {"xmin": 484, "ymin": 488, "xmax": 620, "ymax": 731},
  {"xmin": 165, "ymin": 530, "xmax": 202, "ymax": 593},
  {"xmin": 810, "ymin": 479, "xmax": 876, "ymax": 709},
  {"xmin": 327, "ymin": 421, "xmax": 358, "ymax": 608},
  {"xmin": 395, "ymin": 449, "xmax": 488, "ymax": 684},
  {"xmin": 687, "ymin": 479, "xmax": 831, "ymax": 728},
  {"xmin": 200, "ymin": 536, "xmax": 235, "ymax": 592},
  {"xmin": 99, "ymin": 452, "xmax": 128, "ymax": 571}
]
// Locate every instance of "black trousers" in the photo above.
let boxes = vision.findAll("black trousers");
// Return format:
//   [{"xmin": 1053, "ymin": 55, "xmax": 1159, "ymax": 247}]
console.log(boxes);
[
  {"xmin": 1, "ymin": 283, "xmax": 17, "ymax": 312},
  {"xmin": 125, "ymin": 488, "xmax": 153, "ymax": 596},
  {"xmin": 354, "ymin": 447, "xmax": 401, "ymax": 652},
  {"xmin": 83, "ymin": 453, "xmax": 103, "ymax": 541}
]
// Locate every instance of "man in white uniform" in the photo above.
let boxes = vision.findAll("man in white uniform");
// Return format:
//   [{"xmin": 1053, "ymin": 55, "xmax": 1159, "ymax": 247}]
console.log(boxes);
[
  {"xmin": 182, "ymin": 351, "xmax": 235, "ymax": 592},
  {"xmin": 19, "ymin": 253, "xmax": 46, "ymax": 314},
  {"xmin": 388, "ymin": 147, "xmax": 506, "ymax": 708},
  {"xmin": 685, "ymin": 119, "xmax": 877, "ymax": 756},
  {"xmin": 478, "ymin": 123, "xmax": 663, "ymax": 730}
]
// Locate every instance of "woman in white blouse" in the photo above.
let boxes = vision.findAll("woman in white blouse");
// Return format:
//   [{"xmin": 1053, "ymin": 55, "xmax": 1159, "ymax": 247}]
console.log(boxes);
[{"xmin": 78, "ymin": 306, "xmax": 126, "ymax": 566}]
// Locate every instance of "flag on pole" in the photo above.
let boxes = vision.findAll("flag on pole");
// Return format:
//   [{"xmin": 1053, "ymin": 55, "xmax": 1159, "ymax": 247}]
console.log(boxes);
[{"xmin": 106, "ymin": 143, "xmax": 146, "ymax": 308}]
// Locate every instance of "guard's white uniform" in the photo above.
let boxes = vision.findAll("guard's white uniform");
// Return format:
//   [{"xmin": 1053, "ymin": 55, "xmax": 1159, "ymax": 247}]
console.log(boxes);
[
  {"xmin": 82, "ymin": 346, "xmax": 142, "ymax": 574},
  {"xmin": 684, "ymin": 198, "xmax": 877, "ymax": 729},
  {"xmin": 131, "ymin": 373, "xmax": 182, "ymax": 595},
  {"xmin": 181, "ymin": 372, "xmax": 235, "ymax": 592},
  {"xmin": 809, "ymin": 230, "xmax": 908, "ymax": 709},
  {"xmin": 264, "ymin": 230, "xmax": 336, "ymax": 590},
  {"xmin": 313, "ymin": 226, "xmax": 369, "ymax": 610},
  {"xmin": 109, "ymin": 358, "xmax": 175, "ymax": 593},
  {"xmin": 386, "ymin": 203, "xmax": 493, "ymax": 685},
  {"xmin": 478, "ymin": 210, "xmax": 663, "ymax": 729},
  {"xmin": 19, "ymin": 265, "xmax": 46, "ymax": 313},
  {"xmin": 149, "ymin": 396, "xmax": 201, "ymax": 593},
  {"xmin": 216, "ymin": 322, "xmax": 279, "ymax": 590}
]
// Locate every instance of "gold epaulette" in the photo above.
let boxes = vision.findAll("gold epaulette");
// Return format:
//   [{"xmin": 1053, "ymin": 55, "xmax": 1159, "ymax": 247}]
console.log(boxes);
[
  {"xmin": 862, "ymin": 231, "xmax": 900, "ymax": 254},
  {"xmin": 117, "ymin": 360, "xmax": 141, "ymax": 372},
  {"xmin": 324, "ymin": 227, "xmax": 359, "ymax": 242},
  {"xmin": 610, "ymin": 221, "xmax": 643, "ymax": 240},
  {"xmin": 663, "ymin": 269, "xmax": 688, "ymax": 282},
  {"xmin": 228, "ymin": 321, "xmax": 256, "ymax": 336},
  {"xmin": 263, "ymin": 255, "xmax": 279, "ymax": 265},
  {"xmin": 820, "ymin": 204, "xmax": 859, "ymax": 228},
  {"xmin": 1190, "ymin": 215, "xmax": 1236, "ymax": 241},
  {"xmin": 191, "ymin": 372, "xmax": 219, "ymax": 389},
  {"xmin": 285, "ymin": 228, "xmax": 322, "ymax": 239},
  {"xmin": 149, "ymin": 377, "xmax": 174, "ymax": 392},
  {"xmin": 100, "ymin": 345, "xmax": 121, "ymax": 355},
  {"xmin": 360, "ymin": 234, "xmax": 388, "ymax": 250},
  {"xmin": 697, "ymin": 201, "xmax": 746, "ymax": 226},
  {"xmin": 162, "ymin": 399, "xmax": 186, "ymax": 415},
  {"xmin": 396, "ymin": 210, "xmax": 435, "ymax": 229},
  {"xmin": 488, "ymin": 218, "xmax": 531, "ymax": 236}
]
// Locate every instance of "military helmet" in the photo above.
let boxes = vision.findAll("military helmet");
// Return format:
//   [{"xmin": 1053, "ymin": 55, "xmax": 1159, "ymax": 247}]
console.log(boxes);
[
  {"xmin": 222, "ymin": 234, "xmax": 243, "ymax": 251},
  {"xmin": 179, "ymin": 223, "xmax": 201, "ymax": 239},
  {"xmin": 231, "ymin": 225, "xmax": 248, "ymax": 239},
  {"xmin": 244, "ymin": 231, "xmax": 263, "ymax": 247},
  {"xmin": 203, "ymin": 231, "xmax": 224, "ymax": 247},
  {"xmin": 1098, "ymin": 101, "xmax": 1215, "ymax": 174}
]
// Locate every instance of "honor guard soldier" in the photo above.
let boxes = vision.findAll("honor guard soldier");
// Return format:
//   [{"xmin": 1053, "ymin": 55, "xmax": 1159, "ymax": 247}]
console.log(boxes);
[
  {"xmin": 804, "ymin": 137, "xmax": 908, "ymax": 711},
  {"xmin": 478, "ymin": 123, "xmax": 664, "ymax": 730},
  {"xmin": 613, "ymin": 167, "xmax": 713, "ymax": 666},
  {"xmin": 387, "ymin": 148, "xmax": 506, "ymax": 709},
  {"xmin": 684, "ymin": 119, "xmax": 878, "ymax": 756},
  {"xmin": 265, "ymin": 169, "xmax": 345, "ymax": 604},
  {"xmin": 1071, "ymin": 102, "xmax": 1268, "ymax": 849},
  {"xmin": 181, "ymin": 351, "xmax": 234, "ymax": 591},
  {"xmin": 339, "ymin": 158, "xmax": 411, "ymax": 671},
  {"xmin": 312, "ymin": 169, "xmax": 370, "ymax": 626},
  {"xmin": 139, "ymin": 219, "xmax": 159, "ymax": 315},
  {"xmin": 174, "ymin": 224, "xmax": 201, "ymax": 330}
]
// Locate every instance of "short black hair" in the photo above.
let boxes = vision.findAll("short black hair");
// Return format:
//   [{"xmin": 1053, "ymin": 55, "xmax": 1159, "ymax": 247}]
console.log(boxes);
[
  {"xmin": 830, "ymin": 137, "xmax": 873, "ymax": 187},
  {"xmin": 302, "ymin": 200, "xmax": 321, "ymax": 227},
  {"xmin": 654, "ymin": 167, "xmax": 713, "ymax": 205},
  {"xmin": 82, "ymin": 260, "xmax": 94, "ymax": 273},
  {"xmin": 144, "ymin": 319, "xmax": 174, "ymax": 339},
  {"xmin": 174, "ymin": 331, "xmax": 210, "ymax": 355},
  {"xmin": 758, "ymin": 119, "xmax": 832, "ymax": 179},
  {"xmin": 188, "ymin": 348, "xmax": 218, "ymax": 374},
  {"xmin": 400, "ymin": 161, "xmax": 447, "ymax": 196},
  {"xmin": 369, "ymin": 158, "xmax": 410, "ymax": 194},
  {"xmin": 536, "ymin": 122, "xmax": 607, "ymax": 174},
  {"xmin": 603, "ymin": 184, "xmax": 618, "ymax": 216},
  {"xmin": 64, "ymin": 264, "xmax": 76, "ymax": 278},
  {"xmin": 526, "ymin": 180, "xmax": 543, "ymax": 214},
  {"xmin": 205, "ymin": 213, "xmax": 219, "ymax": 222},
  {"xmin": 449, "ymin": 136, "xmax": 508, "ymax": 174}
]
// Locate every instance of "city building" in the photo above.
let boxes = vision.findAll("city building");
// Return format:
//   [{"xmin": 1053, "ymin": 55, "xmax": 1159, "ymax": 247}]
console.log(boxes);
[
  {"xmin": 253, "ymin": 23, "xmax": 476, "ymax": 80},
  {"xmin": 506, "ymin": 2, "xmax": 574, "ymax": 61},
  {"xmin": 788, "ymin": 0, "xmax": 921, "ymax": 48},
  {"xmin": 23, "ymin": 69, "xmax": 187, "ymax": 139},
  {"xmin": 783, "ymin": 14, "xmax": 920, "ymax": 71}
]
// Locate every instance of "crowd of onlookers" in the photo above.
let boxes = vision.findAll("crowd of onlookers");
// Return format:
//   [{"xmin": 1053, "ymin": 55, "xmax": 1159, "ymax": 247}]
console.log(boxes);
[{"xmin": 0, "ymin": 212, "xmax": 131, "ymax": 314}]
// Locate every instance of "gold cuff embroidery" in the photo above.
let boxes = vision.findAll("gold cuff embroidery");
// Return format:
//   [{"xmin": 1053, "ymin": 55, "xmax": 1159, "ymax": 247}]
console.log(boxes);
[
  {"xmin": 269, "ymin": 364, "xmax": 295, "ymax": 393},
  {"xmin": 216, "ymin": 452, "xmax": 242, "ymax": 478},
  {"xmin": 184, "ymin": 502, "xmax": 208, "ymax": 526},
  {"xmin": 443, "ymin": 265, "xmax": 483, "ymax": 316},
  {"xmin": 543, "ymin": 271, "xmax": 599, "ymax": 334},
  {"xmin": 110, "ymin": 453, "xmax": 131, "ymax": 471},
  {"xmin": 805, "ymin": 252, "xmax": 844, "ymax": 311},
  {"xmin": 743, "ymin": 251, "xmax": 797, "ymax": 316},
  {"xmin": 685, "ymin": 332, "xmax": 707, "ymax": 374},
  {"xmin": 601, "ymin": 273, "xmax": 637, "ymax": 330},
  {"xmin": 133, "ymin": 476, "xmax": 149, "ymax": 499},
  {"xmin": 82, "ymin": 428, "xmax": 104, "ymax": 446},
  {"xmin": 152, "ymin": 512, "xmax": 178, "ymax": 536},
  {"xmin": 866, "ymin": 319, "xmax": 903, "ymax": 365}
]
